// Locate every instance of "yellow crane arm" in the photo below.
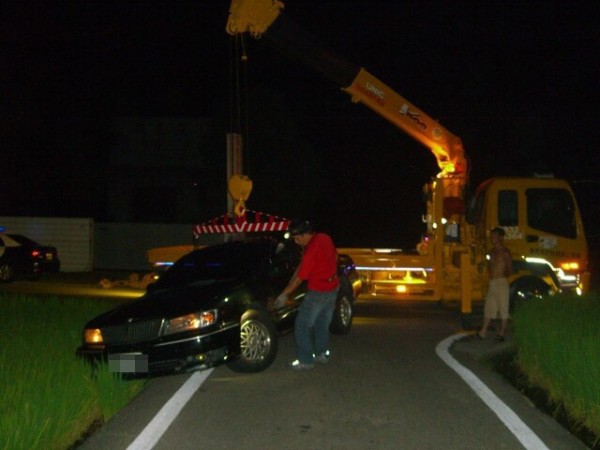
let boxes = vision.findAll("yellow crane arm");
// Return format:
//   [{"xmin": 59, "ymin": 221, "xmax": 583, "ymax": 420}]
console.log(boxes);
[
  {"xmin": 226, "ymin": 0, "xmax": 284, "ymax": 37},
  {"xmin": 226, "ymin": 0, "xmax": 468, "ymax": 182},
  {"xmin": 344, "ymin": 68, "xmax": 467, "ymax": 178}
]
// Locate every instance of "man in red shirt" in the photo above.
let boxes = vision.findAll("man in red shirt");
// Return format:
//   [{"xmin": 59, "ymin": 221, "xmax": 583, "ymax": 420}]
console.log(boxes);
[{"xmin": 276, "ymin": 220, "xmax": 339, "ymax": 370}]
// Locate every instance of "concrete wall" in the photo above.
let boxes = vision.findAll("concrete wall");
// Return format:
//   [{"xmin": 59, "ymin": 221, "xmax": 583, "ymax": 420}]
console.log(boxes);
[
  {"xmin": 0, "ymin": 216, "xmax": 93, "ymax": 271},
  {"xmin": 0, "ymin": 217, "xmax": 226, "ymax": 272},
  {"xmin": 93, "ymin": 222, "xmax": 224, "ymax": 271}
]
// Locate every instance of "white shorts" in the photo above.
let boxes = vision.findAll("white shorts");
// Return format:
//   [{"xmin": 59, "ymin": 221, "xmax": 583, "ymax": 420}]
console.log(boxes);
[{"xmin": 484, "ymin": 278, "xmax": 510, "ymax": 320}]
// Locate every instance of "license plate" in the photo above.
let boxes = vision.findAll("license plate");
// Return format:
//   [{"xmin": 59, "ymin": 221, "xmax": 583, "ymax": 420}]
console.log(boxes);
[
  {"xmin": 108, "ymin": 353, "xmax": 148, "ymax": 373},
  {"xmin": 46, "ymin": 253, "xmax": 53, "ymax": 260}
]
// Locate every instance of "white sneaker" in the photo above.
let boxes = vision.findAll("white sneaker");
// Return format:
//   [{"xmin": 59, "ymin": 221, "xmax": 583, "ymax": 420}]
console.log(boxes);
[
  {"xmin": 314, "ymin": 353, "xmax": 330, "ymax": 364},
  {"xmin": 288, "ymin": 360, "xmax": 314, "ymax": 370}
]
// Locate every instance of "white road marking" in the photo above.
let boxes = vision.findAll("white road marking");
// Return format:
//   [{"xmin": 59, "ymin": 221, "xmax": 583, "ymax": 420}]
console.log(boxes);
[
  {"xmin": 436, "ymin": 334, "xmax": 550, "ymax": 450},
  {"xmin": 127, "ymin": 368, "xmax": 214, "ymax": 450}
]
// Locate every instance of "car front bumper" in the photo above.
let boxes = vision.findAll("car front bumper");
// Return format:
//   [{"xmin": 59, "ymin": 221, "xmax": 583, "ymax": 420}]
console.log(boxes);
[{"xmin": 76, "ymin": 322, "xmax": 240, "ymax": 375}]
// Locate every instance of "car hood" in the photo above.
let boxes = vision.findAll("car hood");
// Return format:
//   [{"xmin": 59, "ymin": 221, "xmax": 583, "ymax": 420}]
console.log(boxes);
[{"xmin": 86, "ymin": 278, "xmax": 244, "ymax": 327}]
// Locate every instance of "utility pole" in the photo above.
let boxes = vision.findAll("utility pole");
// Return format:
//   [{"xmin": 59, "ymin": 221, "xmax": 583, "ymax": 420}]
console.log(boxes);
[{"xmin": 226, "ymin": 132, "xmax": 243, "ymax": 213}]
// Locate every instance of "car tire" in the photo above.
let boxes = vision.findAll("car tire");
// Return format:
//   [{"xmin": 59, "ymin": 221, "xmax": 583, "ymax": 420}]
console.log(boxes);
[
  {"xmin": 0, "ymin": 262, "xmax": 16, "ymax": 283},
  {"xmin": 509, "ymin": 276, "xmax": 550, "ymax": 312},
  {"xmin": 227, "ymin": 310, "xmax": 278, "ymax": 373},
  {"xmin": 330, "ymin": 288, "xmax": 353, "ymax": 335}
]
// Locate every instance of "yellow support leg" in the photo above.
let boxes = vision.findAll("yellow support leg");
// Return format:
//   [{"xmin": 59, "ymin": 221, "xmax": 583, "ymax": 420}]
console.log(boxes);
[{"xmin": 460, "ymin": 252, "xmax": 472, "ymax": 330}]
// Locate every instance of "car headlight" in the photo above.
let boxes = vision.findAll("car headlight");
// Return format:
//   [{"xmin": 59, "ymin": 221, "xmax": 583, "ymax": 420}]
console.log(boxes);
[
  {"xmin": 163, "ymin": 310, "xmax": 218, "ymax": 336},
  {"xmin": 84, "ymin": 328, "xmax": 104, "ymax": 344}
]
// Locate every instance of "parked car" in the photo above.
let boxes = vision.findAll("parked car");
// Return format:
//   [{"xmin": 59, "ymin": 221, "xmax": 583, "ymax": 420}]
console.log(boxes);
[
  {"xmin": 76, "ymin": 236, "xmax": 361, "ymax": 376},
  {"xmin": 0, "ymin": 232, "xmax": 60, "ymax": 282}
]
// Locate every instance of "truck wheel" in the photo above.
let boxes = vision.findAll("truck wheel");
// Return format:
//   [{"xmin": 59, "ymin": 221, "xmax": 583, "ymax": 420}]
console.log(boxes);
[
  {"xmin": 509, "ymin": 277, "xmax": 550, "ymax": 311},
  {"xmin": 0, "ymin": 263, "xmax": 16, "ymax": 283},
  {"xmin": 227, "ymin": 310, "xmax": 278, "ymax": 373},
  {"xmin": 330, "ymin": 289, "xmax": 353, "ymax": 335}
]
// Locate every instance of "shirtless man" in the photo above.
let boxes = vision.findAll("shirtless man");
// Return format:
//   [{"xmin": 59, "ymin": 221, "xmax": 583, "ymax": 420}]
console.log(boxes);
[{"xmin": 478, "ymin": 227, "xmax": 513, "ymax": 341}]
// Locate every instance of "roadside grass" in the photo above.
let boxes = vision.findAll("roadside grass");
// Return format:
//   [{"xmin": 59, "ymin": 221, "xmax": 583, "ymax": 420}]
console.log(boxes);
[
  {"xmin": 0, "ymin": 293, "xmax": 146, "ymax": 450},
  {"xmin": 512, "ymin": 293, "xmax": 600, "ymax": 439}
]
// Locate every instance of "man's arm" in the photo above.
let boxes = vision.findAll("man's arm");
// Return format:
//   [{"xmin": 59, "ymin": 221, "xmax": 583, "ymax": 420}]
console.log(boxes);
[
  {"xmin": 274, "ymin": 268, "xmax": 303, "ymax": 309},
  {"xmin": 281, "ymin": 274, "xmax": 303, "ymax": 297}
]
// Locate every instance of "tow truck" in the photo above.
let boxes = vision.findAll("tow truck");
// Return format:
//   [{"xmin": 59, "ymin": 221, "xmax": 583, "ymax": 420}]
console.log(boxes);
[{"xmin": 225, "ymin": 0, "xmax": 590, "ymax": 316}]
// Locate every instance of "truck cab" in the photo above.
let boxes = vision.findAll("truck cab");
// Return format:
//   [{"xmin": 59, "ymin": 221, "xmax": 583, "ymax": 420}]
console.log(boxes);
[{"xmin": 468, "ymin": 177, "xmax": 589, "ymax": 296}]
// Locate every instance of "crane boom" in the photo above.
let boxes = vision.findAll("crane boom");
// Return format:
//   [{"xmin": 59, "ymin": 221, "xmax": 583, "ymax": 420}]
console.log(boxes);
[{"xmin": 226, "ymin": 0, "xmax": 468, "ymax": 187}]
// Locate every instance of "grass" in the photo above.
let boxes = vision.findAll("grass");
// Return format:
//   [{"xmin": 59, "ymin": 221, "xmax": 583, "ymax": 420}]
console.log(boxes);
[
  {"xmin": 0, "ymin": 293, "xmax": 146, "ymax": 450},
  {"xmin": 512, "ymin": 293, "xmax": 600, "ymax": 439}
]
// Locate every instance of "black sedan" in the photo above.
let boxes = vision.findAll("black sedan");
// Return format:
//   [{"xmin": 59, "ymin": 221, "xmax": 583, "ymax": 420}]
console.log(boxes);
[
  {"xmin": 0, "ymin": 233, "xmax": 60, "ymax": 282},
  {"xmin": 76, "ymin": 236, "xmax": 361, "ymax": 376}
]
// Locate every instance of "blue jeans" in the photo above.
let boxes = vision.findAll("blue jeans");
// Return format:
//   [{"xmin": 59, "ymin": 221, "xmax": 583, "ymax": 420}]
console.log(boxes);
[{"xmin": 294, "ymin": 288, "xmax": 338, "ymax": 364}]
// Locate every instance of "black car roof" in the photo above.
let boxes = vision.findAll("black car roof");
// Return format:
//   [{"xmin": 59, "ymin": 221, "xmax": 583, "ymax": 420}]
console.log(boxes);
[
  {"xmin": 6, "ymin": 234, "xmax": 39, "ymax": 246},
  {"xmin": 153, "ymin": 237, "xmax": 297, "ymax": 288}
]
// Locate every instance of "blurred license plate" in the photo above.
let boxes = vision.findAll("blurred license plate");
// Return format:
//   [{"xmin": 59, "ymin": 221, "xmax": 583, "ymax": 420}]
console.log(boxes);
[
  {"xmin": 108, "ymin": 353, "xmax": 148, "ymax": 373},
  {"xmin": 45, "ymin": 253, "xmax": 53, "ymax": 260}
]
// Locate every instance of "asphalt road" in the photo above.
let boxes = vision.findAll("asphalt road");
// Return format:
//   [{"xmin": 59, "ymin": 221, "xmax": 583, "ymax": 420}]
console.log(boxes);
[
  {"xmin": 0, "ymin": 270, "xmax": 147, "ymax": 299},
  {"xmin": 76, "ymin": 297, "xmax": 585, "ymax": 450}
]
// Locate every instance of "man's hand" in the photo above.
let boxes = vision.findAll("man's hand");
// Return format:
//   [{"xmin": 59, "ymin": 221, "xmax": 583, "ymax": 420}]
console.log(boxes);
[{"xmin": 275, "ymin": 293, "xmax": 288, "ymax": 309}]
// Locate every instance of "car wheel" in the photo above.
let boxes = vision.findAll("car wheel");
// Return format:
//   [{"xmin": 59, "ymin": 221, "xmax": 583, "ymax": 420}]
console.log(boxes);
[
  {"xmin": 227, "ymin": 310, "xmax": 278, "ymax": 373},
  {"xmin": 0, "ymin": 262, "xmax": 16, "ymax": 283},
  {"xmin": 330, "ymin": 289, "xmax": 353, "ymax": 335},
  {"xmin": 509, "ymin": 276, "xmax": 550, "ymax": 312}
]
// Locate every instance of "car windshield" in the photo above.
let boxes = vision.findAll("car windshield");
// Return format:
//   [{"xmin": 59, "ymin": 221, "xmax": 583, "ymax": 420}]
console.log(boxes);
[{"xmin": 156, "ymin": 241, "xmax": 275, "ymax": 287}]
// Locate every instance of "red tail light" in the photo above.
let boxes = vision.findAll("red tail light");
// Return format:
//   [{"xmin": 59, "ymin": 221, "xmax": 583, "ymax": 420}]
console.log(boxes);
[{"xmin": 32, "ymin": 250, "xmax": 40, "ymax": 257}]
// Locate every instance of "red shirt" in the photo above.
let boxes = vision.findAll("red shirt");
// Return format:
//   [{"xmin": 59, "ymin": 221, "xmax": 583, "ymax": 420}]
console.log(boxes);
[{"xmin": 297, "ymin": 233, "xmax": 339, "ymax": 292}]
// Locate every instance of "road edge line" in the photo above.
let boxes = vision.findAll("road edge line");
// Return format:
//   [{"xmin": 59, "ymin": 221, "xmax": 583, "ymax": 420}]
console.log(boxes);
[
  {"xmin": 126, "ymin": 369, "xmax": 214, "ymax": 450},
  {"xmin": 436, "ymin": 333, "xmax": 549, "ymax": 450}
]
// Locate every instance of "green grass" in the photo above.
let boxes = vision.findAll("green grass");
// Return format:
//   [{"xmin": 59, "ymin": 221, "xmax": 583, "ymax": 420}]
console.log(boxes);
[
  {"xmin": 512, "ymin": 293, "xmax": 600, "ymax": 437},
  {"xmin": 0, "ymin": 293, "xmax": 146, "ymax": 450}
]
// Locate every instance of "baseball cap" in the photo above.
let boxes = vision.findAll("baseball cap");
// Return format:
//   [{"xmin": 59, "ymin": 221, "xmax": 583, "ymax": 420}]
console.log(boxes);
[{"xmin": 288, "ymin": 219, "xmax": 312, "ymax": 236}]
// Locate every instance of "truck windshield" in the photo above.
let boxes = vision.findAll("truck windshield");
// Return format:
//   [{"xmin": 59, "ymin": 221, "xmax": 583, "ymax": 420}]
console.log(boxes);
[{"xmin": 526, "ymin": 188, "xmax": 577, "ymax": 239}]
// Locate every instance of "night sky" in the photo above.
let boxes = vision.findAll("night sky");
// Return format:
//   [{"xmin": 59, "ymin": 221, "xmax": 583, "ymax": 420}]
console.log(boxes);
[{"xmin": 3, "ymin": 1, "xmax": 599, "ymax": 248}]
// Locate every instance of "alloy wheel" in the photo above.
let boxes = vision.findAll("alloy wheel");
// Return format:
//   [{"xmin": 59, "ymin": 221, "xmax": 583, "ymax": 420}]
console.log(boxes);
[
  {"xmin": 239, "ymin": 319, "xmax": 272, "ymax": 362},
  {"xmin": 338, "ymin": 295, "xmax": 352, "ymax": 327},
  {"xmin": 0, "ymin": 263, "xmax": 15, "ymax": 282}
]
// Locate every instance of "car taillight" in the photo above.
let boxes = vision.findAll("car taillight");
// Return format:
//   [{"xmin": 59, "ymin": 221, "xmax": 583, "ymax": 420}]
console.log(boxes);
[{"xmin": 31, "ymin": 250, "xmax": 40, "ymax": 257}]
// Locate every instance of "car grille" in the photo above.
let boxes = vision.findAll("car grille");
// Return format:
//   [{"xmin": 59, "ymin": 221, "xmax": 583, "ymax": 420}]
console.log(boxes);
[{"xmin": 102, "ymin": 319, "xmax": 163, "ymax": 345}]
